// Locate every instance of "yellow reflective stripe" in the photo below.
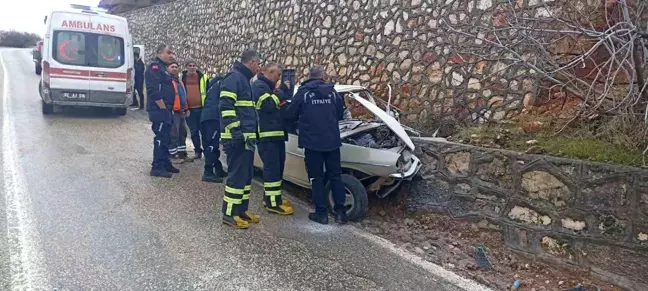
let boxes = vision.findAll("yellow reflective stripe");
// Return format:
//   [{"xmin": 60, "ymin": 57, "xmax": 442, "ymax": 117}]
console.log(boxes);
[
  {"xmin": 242, "ymin": 194, "xmax": 250, "ymax": 200},
  {"xmin": 221, "ymin": 110, "xmax": 236, "ymax": 118},
  {"xmin": 224, "ymin": 196, "xmax": 242, "ymax": 204},
  {"xmin": 221, "ymin": 91, "xmax": 237, "ymax": 100},
  {"xmin": 244, "ymin": 185, "xmax": 251, "ymax": 191},
  {"xmin": 243, "ymin": 132, "xmax": 257, "ymax": 139},
  {"xmin": 200, "ymin": 76, "xmax": 208, "ymax": 106},
  {"xmin": 225, "ymin": 121, "xmax": 240, "ymax": 132},
  {"xmin": 265, "ymin": 190, "xmax": 282, "ymax": 196},
  {"xmin": 264, "ymin": 181, "xmax": 282, "ymax": 188},
  {"xmin": 235, "ymin": 100, "xmax": 254, "ymax": 107},
  {"xmin": 225, "ymin": 186, "xmax": 245, "ymax": 194},
  {"xmin": 259, "ymin": 131, "xmax": 285, "ymax": 138},
  {"xmin": 221, "ymin": 131, "xmax": 255, "ymax": 139},
  {"xmin": 221, "ymin": 132, "xmax": 232, "ymax": 139},
  {"xmin": 225, "ymin": 203, "xmax": 233, "ymax": 216},
  {"xmin": 256, "ymin": 93, "xmax": 280, "ymax": 109}
]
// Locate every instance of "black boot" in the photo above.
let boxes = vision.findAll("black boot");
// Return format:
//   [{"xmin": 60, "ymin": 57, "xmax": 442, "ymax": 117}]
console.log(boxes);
[
  {"xmin": 202, "ymin": 168, "xmax": 223, "ymax": 183},
  {"xmin": 194, "ymin": 151, "xmax": 203, "ymax": 160},
  {"xmin": 308, "ymin": 212, "xmax": 329, "ymax": 225},
  {"xmin": 150, "ymin": 168, "xmax": 172, "ymax": 178},
  {"xmin": 214, "ymin": 163, "xmax": 227, "ymax": 178},
  {"xmin": 165, "ymin": 164, "xmax": 180, "ymax": 173},
  {"xmin": 335, "ymin": 212, "xmax": 348, "ymax": 225}
]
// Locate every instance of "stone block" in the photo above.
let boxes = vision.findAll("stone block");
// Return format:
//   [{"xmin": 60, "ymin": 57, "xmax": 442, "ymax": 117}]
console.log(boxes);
[
  {"xmin": 520, "ymin": 170, "xmax": 571, "ymax": 208},
  {"xmin": 594, "ymin": 213, "xmax": 629, "ymax": 241},
  {"xmin": 447, "ymin": 187, "xmax": 506, "ymax": 218},
  {"xmin": 474, "ymin": 153, "xmax": 514, "ymax": 190},
  {"xmin": 443, "ymin": 151, "xmax": 471, "ymax": 177},
  {"xmin": 633, "ymin": 223, "xmax": 648, "ymax": 246},
  {"xmin": 540, "ymin": 236, "xmax": 576, "ymax": 262},
  {"xmin": 581, "ymin": 178, "xmax": 630, "ymax": 212},
  {"xmin": 502, "ymin": 224, "xmax": 542, "ymax": 254},
  {"xmin": 507, "ymin": 204, "xmax": 552, "ymax": 227},
  {"xmin": 581, "ymin": 243, "xmax": 648, "ymax": 290}
]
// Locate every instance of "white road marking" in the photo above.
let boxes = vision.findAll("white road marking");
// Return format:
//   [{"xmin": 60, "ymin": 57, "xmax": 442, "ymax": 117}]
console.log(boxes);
[
  {"xmin": 1, "ymin": 49, "xmax": 50, "ymax": 290},
  {"xmin": 249, "ymin": 179, "xmax": 493, "ymax": 291}
]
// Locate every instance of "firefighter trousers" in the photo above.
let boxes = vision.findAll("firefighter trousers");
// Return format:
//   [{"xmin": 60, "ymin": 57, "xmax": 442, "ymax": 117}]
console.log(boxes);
[
  {"xmin": 258, "ymin": 141, "xmax": 286, "ymax": 207},
  {"xmin": 222, "ymin": 142, "xmax": 254, "ymax": 217}
]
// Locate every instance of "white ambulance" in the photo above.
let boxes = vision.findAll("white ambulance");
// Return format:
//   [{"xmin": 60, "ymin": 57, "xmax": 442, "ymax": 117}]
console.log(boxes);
[{"xmin": 39, "ymin": 5, "xmax": 135, "ymax": 115}]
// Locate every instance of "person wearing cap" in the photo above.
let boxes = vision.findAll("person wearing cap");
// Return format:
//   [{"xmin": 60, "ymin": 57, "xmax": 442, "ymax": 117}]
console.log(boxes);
[
  {"xmin": 167, "ymin": 61, "xmax": 192, "ymax": 163},
  {"xmin": 179, "ymin": 60, "xmax": 209, "ymax": 159}
]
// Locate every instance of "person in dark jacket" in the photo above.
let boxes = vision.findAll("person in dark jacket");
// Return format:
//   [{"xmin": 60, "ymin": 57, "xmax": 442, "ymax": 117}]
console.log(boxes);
[
  {"xmin": 219, "ymin": 49, "xmax": 261, "ymax": 229},
  {"xmin": 146, "ymin": 44, "xmax": 180, "ymax": 178},
  {"xmin": 252, "ymin": 63, "xmax": 293, "ymax": 216},
  {"xmin": 283, "ymin": 65, "xmax": 347, "ymax": 225},
  {"xmin": 179, "ymin": 61, "xmax": 210, "ymax": 159},
  {"xmin": 130, "ymin": 52, "xmax": 145, "ymax": 109},
  {"xmin": 200, "ymin": 74, "xmax": 228, "ymax": 183}
]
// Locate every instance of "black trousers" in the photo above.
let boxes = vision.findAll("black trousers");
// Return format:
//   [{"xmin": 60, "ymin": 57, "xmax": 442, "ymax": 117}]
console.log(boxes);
[
  {"xmin": 304, "ymin": 148, "xmax": 346, "ymax": 215},
  {"xmin": 151, "ymin": 121, "xmax": 172, "ymax": 170},
  {"xmin": 186, "ymin": 108, "xmax": 203, "ymax": 154},
  {"xmin": 222, "ymin": 142, "xmax": 254, "ymax": 217},
  {"xmin": 201, "ymin": 120, "xmax": 221, "ymax": 171},
  {"xmin": 258, "ymin": 141, "xmax": 286, "ymax": 207},
  {"xmin": 132, "ymin": 81, "xmax": 144, "ymax": 107}
]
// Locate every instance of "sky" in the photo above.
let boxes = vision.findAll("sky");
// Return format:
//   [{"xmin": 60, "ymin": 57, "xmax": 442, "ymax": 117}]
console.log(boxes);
[{"xmin": 0, "ymin": 0, "xmax": 99, "ymax": 36}]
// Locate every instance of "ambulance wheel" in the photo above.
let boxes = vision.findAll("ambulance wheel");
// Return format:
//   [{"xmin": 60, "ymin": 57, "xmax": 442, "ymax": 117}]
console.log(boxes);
[
  {"xmin": 116, "ymin": 108, "xmax": 127, "ymax": 116},
  {"xmin": 41, "ymin": 100, "xmax": 53, "ymax": 114},
  {"xmin": 35, "ymin": 64, "xmax": 42, "ymax": 75},
  {"xmin": 326, "ymin": 174, "xmax": 368, "ymax": 221}
]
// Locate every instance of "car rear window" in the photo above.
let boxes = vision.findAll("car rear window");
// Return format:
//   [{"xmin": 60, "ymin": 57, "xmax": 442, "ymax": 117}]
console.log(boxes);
[{"xmin": 53, "ymin": 30, "xmax": 124, "ymax": 68}]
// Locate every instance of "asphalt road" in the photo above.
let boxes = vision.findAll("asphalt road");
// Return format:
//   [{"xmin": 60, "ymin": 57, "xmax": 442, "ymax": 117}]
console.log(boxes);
[{"xmin": 0, "ymin": 48, "xmax": 491, "ymax": 291}]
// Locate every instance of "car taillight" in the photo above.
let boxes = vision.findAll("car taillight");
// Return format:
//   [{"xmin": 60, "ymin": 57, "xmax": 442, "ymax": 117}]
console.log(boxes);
[
  {"xmin": 126, "ymin": 68, "xmax": 132, "ymax": 96},
  {"xmin": 42, "ymin": 61, "xmax": 50, "ymax": 89}
]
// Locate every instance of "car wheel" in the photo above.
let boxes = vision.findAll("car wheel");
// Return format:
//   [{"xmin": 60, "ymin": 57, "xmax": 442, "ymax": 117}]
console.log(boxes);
[
  {"xmin": 327, "ymin": 174, "xmax": 368, "ymax": 221},
  {"xmin": 116, "ymin": 108, "xmax": 127, "ymax": 116},
  {"xmin": 42, "ymin": 100, "xmax": 53, "ymax": 114},
  {"xmin": 35, "ymin": 64, "xmax": 42, "ymax": 75}
]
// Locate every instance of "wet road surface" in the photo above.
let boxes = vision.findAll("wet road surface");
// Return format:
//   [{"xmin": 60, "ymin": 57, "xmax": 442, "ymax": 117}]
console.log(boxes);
[{"xmin": 0, "ymin": 48, "xmax": 491, "ymax": 291}]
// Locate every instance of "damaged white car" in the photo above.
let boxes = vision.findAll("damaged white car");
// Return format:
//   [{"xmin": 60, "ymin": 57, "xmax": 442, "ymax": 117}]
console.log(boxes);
[{"xmin": 253, "ymin": 85, "xmax": 422, "ymax": 221}]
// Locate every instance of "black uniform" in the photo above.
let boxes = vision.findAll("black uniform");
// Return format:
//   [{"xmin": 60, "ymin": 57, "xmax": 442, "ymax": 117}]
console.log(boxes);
[
  {"xmin": 252, "ymin": 74, "xmax": 289, "ymax": 210},
  {"xmin": 132, "ymin": 58, "xmax": 145, "ymax": 108},
  {"xmin": 145, "ymin": 57, "xmax": 175, "ymax": 173},
  {"xmin": 219, "ymin": 61, "xmax": 258, "ymax": 221},
  {"xmin": 284, "ymin": 78, "xmax": 346, "ymax": 216},
  {"xmin": 200, "ymin": 75, "xmax": 227, "ymax": 179}
]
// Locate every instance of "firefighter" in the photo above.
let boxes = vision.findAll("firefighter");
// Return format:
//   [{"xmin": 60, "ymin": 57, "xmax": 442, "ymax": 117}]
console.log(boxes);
[
  {"xmin": 252, "ymin": 63, "xmax": 293, "ymax": 215},
  {"xmin": 219, "ymin": 49, "xmax": 262, "ymax": 229},
  {"xmin": 284, "ymin": 65, "xmax": 347, "ymax": 225},
  {"xmin": 146, "ymin": 44, "xmax": 180, "ymax": 178},
  {"xmin": 200, "ymin": 73, "xmax": 228, "ymax": 183}
]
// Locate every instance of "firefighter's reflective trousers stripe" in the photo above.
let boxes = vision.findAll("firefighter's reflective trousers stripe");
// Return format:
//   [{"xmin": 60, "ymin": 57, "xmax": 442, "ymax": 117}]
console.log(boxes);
[
  {"xmin": 222, "ymin": 143, "xmax": 254, "ymax": 217},
  {"xmin": 258, "ymin": 141, "xmax": 286, "ymax": 207}
]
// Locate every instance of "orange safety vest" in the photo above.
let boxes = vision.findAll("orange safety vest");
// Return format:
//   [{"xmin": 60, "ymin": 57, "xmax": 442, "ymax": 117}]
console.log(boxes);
[{"xmin": 171, "ymin": 79, "xmax": 188, "ymax": 112}]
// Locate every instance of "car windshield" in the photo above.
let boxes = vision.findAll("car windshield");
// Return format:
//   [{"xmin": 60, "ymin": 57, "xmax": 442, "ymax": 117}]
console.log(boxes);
[{"xmin": 53, "ymin": 30, "xmax": 125, "ymax": 68}]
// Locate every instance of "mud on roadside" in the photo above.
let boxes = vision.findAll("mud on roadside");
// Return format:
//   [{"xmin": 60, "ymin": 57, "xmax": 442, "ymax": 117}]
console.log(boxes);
[{"xmin": 284, "ymin": 181, "xmax": 624, "ymax": 291}]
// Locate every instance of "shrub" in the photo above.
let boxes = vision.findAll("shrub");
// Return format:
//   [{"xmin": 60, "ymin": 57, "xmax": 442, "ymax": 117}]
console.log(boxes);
[{"xmin": 0, "ymin": 30, "xmax": 41, "ymax": 48}]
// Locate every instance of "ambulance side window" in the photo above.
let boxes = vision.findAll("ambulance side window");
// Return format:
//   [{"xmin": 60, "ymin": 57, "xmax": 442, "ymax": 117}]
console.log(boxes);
[{"xmin": 53, "ymin": 31, "xmax": 86, "ymax": 66}]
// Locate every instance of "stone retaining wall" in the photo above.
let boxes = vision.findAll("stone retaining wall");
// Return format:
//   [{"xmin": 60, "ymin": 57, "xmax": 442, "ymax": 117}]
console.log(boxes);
[
  {"xmin": 119, "ymin": 0, "xmax": 571, "ymax": 126},
  {"xmin": 407, "ymin": 138, "xmax": 648, "ymax": 290}
]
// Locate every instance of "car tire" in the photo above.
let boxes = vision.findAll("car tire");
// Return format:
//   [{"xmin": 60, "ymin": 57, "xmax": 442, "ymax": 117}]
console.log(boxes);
[
  {"xmin": 327, "ymin": 174, "xmax": 368, "ymax": 221},
  {"xmin": 116, "ymin": 108, "xmax": 127, "ymax": 116},
  {"xmin": 35, "ymin": 64, "xmax": 42, "ymax": 75},
  {"xmin": 42, "ymin": 100, "xmax": 53, "ymax": 114}
]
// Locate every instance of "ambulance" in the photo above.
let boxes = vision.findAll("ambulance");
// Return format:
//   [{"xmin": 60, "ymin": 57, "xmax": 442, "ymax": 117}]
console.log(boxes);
[{"xmin": 39, "ymin": 4, "xmax": 136, "ymax": 115}]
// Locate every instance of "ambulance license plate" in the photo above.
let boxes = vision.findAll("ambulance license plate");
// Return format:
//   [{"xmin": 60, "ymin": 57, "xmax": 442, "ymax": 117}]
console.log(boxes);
[{"xmin": 62, "ymin": 92, "xmax": 86, "ymax": 100}]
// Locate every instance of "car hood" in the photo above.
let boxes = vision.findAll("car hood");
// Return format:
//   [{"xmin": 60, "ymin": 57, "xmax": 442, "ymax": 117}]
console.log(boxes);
[{"xmin": 349, "ymin": 93, "xmax": 415, "ymax": 151}]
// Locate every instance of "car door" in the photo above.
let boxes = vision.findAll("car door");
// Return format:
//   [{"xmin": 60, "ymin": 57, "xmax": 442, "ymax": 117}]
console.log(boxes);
[{"xmin": 282, "ymin": 133, "xmax": 310, "ymax": 188}]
